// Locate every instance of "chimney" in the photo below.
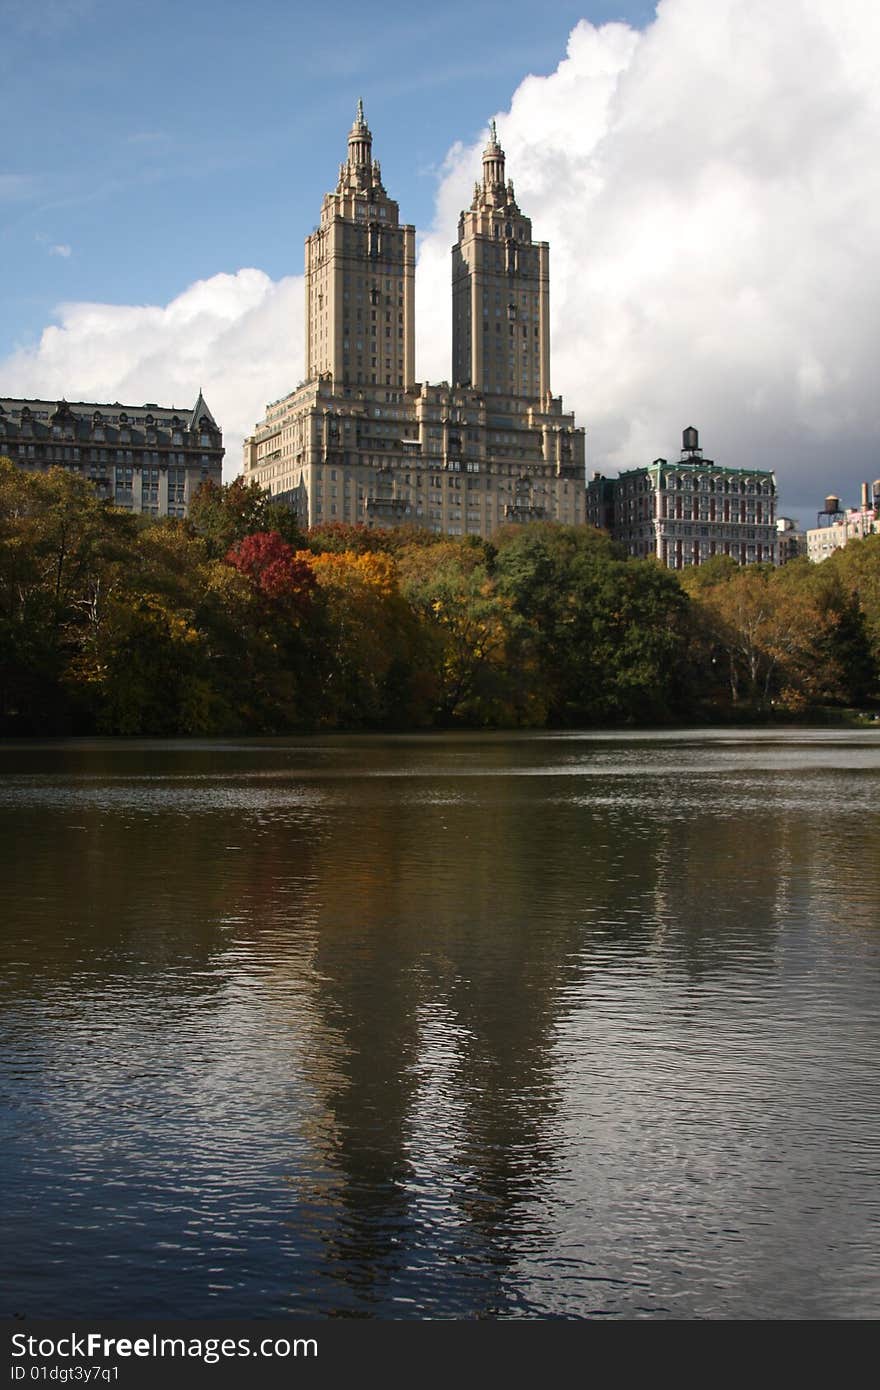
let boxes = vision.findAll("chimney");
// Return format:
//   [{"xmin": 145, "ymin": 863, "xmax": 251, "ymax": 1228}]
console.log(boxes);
[{"xmin": 861, "ymin": 481, "xmax": 869, "ymax": 510}]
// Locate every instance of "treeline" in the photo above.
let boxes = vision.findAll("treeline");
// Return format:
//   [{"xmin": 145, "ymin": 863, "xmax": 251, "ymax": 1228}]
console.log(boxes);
[{"xmin": 1, "ymin": 460, "xmax": 877, "ymax": 735}]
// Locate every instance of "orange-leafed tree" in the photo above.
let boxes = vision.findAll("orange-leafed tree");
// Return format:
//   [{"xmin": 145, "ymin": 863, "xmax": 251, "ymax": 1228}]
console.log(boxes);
[{"xmin": 306, "ymin": 548, "xmax": 427, "ymax": 726}]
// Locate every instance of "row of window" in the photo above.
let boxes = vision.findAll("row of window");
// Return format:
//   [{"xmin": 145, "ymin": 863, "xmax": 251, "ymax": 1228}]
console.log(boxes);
[
  {"xmin": 655, "ymin": 477, "xmax": 772, "ymax": 495},
  {"xmin": 656, "ymin": 523, "xmax": 776, "ymax": 539}
]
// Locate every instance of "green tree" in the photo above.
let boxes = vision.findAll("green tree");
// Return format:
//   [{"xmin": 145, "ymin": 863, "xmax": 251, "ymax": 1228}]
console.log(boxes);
[
  {"xmin": 397, "ymin": 539, "xmax": 522, "ymax": 724},
  {"xmin": 823, "ymin": 534, "xmax": 880, "ymax": 701},
  {"xmin": 188, "ymin": 476, "xmax": 304, "ymax": 558},
  {"xmin": 495, "ymin": 524, "xmax": 690, "ymax": 724},
  {"xmin": 63, "ymin": 520, "xmax": 227, "ymax": 734},
  {"xmin": 0, "ymin": 459, "xmax": 135, "ymax": 731}
]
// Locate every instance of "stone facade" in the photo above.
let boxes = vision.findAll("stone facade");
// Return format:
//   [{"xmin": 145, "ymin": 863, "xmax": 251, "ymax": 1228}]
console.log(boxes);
[
  {"xmin": 243, "ymin": 105, "xmax": 586, "ymax": 534},
  {"xmin": 587, "ymin": 428, "xmax": 778, "ymax": 568},
  {"xmin": 452, "ymin": 121, "xmax": 550, "ymax": 399},
  {"xmin": 0, "ymin": 392, "xmax": 223, "ymax": 517},
  {"xmin": 305, "ymin": 99, "xmax": 415, "ymax": 393}
]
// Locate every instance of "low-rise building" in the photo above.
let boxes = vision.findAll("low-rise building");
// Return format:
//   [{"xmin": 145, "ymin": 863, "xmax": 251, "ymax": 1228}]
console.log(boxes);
[
  {"xmin": 0, "ymin": 392, "xmax": 223, "ymax": 517},
  {"xmin": 806, "ymin": 482, "xmax": 880, "ymax": 562},
  {"xmin": 777, "ymin": 516, "xmax": 807, "ymax": 564},
  {"xmin": 586, "ymin": 428, "xmax": 778, "ymax": 568}
]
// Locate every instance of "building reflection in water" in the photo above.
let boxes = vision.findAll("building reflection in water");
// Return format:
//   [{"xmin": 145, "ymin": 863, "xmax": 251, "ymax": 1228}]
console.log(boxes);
[{"xmin": 1, "ymin": 733, "xmax": 878, "ymax": 1316}]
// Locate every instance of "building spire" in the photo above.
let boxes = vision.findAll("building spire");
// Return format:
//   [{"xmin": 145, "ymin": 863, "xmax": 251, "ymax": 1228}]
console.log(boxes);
[
  {"xmin": 346, "ymin": 97, "xmax": 373, "ymax": 189},
  {"xmin": 482, "ymin": 117, "xmax": 505, "ymax": 191}
]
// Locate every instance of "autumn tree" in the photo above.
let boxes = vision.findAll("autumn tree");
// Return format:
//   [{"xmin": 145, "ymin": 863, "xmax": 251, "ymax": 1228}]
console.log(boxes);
[
  {"xmin": 397, "ymin": 539, "xmax": 520, "ymax": 724},
  {"xmin": 188, "ymin": 477, "xmax": 304, "ymax": 558},
  {"xmin": 305, "ymin": 521, "xmax": 440, "ymax": 556},
  {"xmin": 682, "ymin": 556, "xmax": 877, "ymax": 713},
  {"xmin": 220, "ymin": 531, "xmax": 321, "ymax": 730},
  {"xmin": 226, "ymin": 530, "xmax": 317, "ymax": 606},
  {"xmin": 306, "ymin": 548, "xmax": 426, "ymax": 726}
]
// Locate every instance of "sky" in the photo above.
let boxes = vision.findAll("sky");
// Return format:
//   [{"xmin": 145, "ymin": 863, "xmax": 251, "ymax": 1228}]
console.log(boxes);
[{"xmin": 1, "ymin": 0, "xmax": 878, "ymax": 528}]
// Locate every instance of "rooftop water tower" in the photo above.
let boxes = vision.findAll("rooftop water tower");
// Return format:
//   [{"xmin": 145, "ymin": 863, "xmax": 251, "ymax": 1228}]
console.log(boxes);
[
  {"xmin": 817, "ymin": 494, "xmax": 844, "ymax": 528},
  {"xmin": 682, "ymin": 426, "xmax": 701, "ymax": 459}
]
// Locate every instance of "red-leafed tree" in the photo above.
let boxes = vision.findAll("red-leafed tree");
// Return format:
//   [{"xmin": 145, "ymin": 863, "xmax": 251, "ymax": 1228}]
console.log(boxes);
[{"xmin": 225, "ymin": 531, "xmax": 316, "ymax": 607}]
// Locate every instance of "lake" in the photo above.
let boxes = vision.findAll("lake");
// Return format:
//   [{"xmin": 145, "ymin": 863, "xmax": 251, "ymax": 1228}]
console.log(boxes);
[{"xmin": 1, "ymin": 728, "xmax": 878, "ymax": 1319}]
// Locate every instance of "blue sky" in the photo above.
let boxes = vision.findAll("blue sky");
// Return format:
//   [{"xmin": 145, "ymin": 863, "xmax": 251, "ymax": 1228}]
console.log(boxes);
[
  {"xmin": 2, "ymin": 1, "xmax": 878, "ymax": 525},
  {"xmin": 0, "ymin": 0, "xmax": 653, "ymax": 354}
]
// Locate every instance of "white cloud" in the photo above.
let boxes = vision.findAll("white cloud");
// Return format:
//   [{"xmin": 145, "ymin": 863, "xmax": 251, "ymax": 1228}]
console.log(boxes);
[
  {"xmin": 49, "ymin": 243, "xmax": 72, "ymax": 258},
  {"xmin": 3, "ymin": 0, "xmax": 880, "ymax": 519},
  {"xmin": 2, "ymin": 269, "xmax": 304, "ymax": 477},
  {"xmin": 418, "ymin": 0, "xmax": 880, "ymax": 519}
]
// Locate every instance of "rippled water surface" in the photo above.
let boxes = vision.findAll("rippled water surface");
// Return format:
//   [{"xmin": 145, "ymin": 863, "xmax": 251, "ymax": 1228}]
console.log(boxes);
[{"xmin": 1, "ymin": 729, "xmax": 879, "ymax": 1319}]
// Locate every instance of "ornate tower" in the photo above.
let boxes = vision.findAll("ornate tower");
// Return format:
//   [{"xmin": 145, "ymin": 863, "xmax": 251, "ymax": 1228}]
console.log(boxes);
[
  {"xmin": 304, "ymin": 101, "xmax": 416, "ymax": 389},
  {"xmin": 451, "ymin": 122, "xmax": 550, "ymax": 400}
]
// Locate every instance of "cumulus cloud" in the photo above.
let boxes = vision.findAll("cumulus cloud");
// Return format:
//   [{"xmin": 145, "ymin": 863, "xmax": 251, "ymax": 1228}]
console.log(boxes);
[
  {"xmin": 48, "ymin": 244, "xmax": 72, "ymax": 258},
  {"xmin": 3, "ymin": 0, "xmax": 879, "ymax": 518},
  {"xmin": 2, "ymin": 270, "xmax": 304, "ymax": 476},
  {"xmin": 418, "ymin": 0, "xmax": 880, "ymax": 519}
]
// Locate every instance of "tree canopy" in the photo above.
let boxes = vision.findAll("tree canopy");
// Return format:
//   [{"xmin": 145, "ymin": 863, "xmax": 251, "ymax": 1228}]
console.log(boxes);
[{"xmin": 1, "ymin": 461, "xmax": 876, "ymax": 735}]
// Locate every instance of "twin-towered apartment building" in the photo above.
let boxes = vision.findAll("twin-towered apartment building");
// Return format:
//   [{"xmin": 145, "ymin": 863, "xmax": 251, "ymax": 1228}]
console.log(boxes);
[
  {"xmin": 242, "ymin": 104, "xmax": 586, "ymax": 535},
  {"xmin": 1, "ymin": 100, "xmax": 788, "ymax": 565},
  {"xmin": 243, "ymin": 103, "xmax": 782, "ymax": 563}
]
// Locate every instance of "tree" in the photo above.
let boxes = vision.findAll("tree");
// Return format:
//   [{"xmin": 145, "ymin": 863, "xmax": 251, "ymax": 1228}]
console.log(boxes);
[
  {"xmin": 823, "ymin": 534, "xmax": 880, "ymax": 702},
  {"xmin": 307, "ymin": 548, "xmax": 425, "ymax": 726},
  {"xmin": 306, "ymin": 520, "xmax": 441, "ymax": 556},
  {"xmin": 397, "ymin": 539, "xmax": 520, "ymax": 724},
  {"xmin": 0, "ymin": 459, "xmax": 135, "ymax": 731},
  {"xmin": 225, "ymin": 531, "xmax": 316, "ymax": 606},
  {"xmin": 682, "ymin": 557, "xmax": 877, "ymax": 713},
  {"xmin": 188, "ymin": 477, "xmax": 304, "ymax": 558},
  {"xmin": 495, "ymin": 524, "xmax": 689, "ymax": 724}
]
